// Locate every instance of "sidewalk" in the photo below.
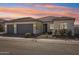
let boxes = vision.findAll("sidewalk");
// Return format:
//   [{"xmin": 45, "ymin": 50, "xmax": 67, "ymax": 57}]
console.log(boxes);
[
  {"xmin": 0, "ymin": 36, "xmax": 79, "ymax": 44},
  {"xmin": 0, "ymin": 36, "xmax": 26, "ymax": 40}
]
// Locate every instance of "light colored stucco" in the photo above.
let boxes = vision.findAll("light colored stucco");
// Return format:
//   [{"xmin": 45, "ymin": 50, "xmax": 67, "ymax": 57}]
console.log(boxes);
[
  {"xmin": 49, "ymin": 20, "xmax": 75, "ymax": 36},
  {"xmin": 36, "ymin": 22, "xmax": 43, "ymax": 34}
]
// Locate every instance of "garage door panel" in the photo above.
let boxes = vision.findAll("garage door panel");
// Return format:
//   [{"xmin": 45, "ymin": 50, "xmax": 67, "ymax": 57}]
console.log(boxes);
[
  {"xmin": 17, "ymin": 24, "xmax": 33, "ymax": 34},
  {"xmin": 7, "ymin": 24, "xmax": 14, "ymax": 34}
]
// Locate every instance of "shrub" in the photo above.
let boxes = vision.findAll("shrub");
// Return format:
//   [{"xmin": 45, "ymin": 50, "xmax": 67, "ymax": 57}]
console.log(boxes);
[
  {"xmin": 59, "ymin": 29, "xmax": 66, "ymax": 36},
  {"xmin": 24, "ymin": 33, "xmax": 32, "ymax": 38},
  {"xmin": 66, "ymin": 30, "xmax": 72, "ymax": 37},
  {"xmin": 48, "ymin": 32, "xmax": 52, "ymax": 35}
]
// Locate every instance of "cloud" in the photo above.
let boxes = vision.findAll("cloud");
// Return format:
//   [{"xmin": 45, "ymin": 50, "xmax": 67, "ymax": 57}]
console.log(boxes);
[
  {"xmin": 0, "ymin": 4, "xmax": 79, "ymax": 24},
  {"xmin": 0, "ymin": 7, "xmax": 71, "ymax": 17},
  {"xmin": 33, "ymin": 4, "xmax": 79, "ymax": 14}
]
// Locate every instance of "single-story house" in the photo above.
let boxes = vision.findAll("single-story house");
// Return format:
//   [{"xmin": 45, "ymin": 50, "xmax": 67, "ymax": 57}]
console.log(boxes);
[
  {"xmin": 49, "ymin": 17, "xmax": 75, "ymax": 36},
  {"xmin": 4, "ymin": 17, "xmax": 43, "ymax": 35},
  {"xmin": 0, "ymin": 16, "xmax": 75, "ymax": 36}
]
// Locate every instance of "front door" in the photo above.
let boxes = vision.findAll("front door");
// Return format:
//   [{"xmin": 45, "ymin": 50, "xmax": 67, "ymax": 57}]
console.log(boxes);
[{"xmin": 43, "ymin": 24, "xmax": 47, "ymax": 33}]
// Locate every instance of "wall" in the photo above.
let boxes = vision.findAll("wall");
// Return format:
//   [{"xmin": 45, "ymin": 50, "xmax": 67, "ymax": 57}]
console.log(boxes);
[
  {"xmin": 50, "ymin": 20, "xmax": 75, "ymax": 35},
  {"xmin": 74, "ymin": 25, "xmax": 79, "ymax": 35},
  {"xmin": 36, "ymin": 22, "xmax": 43, "ymax": 34}
]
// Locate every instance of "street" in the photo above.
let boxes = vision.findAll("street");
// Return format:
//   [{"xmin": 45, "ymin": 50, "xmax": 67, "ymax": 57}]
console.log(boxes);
[{"xmin": 0, "ymin": 36, "xmax": 79, "ymax": 55}]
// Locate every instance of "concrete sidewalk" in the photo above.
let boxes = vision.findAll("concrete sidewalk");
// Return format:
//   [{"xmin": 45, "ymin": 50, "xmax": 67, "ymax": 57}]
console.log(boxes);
[
  {"xmin": 0, "ymin": 36, "xmax": 79, "ymax": 44},
  {"xmin": 0, "ymin": 36, "xmax": 27, "ymax": 40}
]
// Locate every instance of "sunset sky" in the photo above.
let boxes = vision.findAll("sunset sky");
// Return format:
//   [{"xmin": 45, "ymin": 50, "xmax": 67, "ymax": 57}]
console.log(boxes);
[{"xmin": 0, "ymin": 3, "xmax": 79, "ymax": 24}]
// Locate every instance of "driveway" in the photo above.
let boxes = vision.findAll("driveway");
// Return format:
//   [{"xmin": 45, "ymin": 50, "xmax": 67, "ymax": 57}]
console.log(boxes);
[{"xmin": 0, "ymin": 36, "xmax": 79, "ymax": 55}]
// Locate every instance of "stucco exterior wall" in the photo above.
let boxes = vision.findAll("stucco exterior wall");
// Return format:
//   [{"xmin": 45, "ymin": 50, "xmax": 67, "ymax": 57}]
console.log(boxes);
[
  {"xmin": 74, "ymin": 25, "xmax": 79, "ymax": 35},
  {"xmin": 36, "ymin": 22, "xmax": 43, "ymax": 34},
  {"xmin": 47, "ymin": 22, "xmax": 53, "ymax": 32},
  {"xmin": 50, "ymin": 20, "xmax": 75, "ymax": 35}
]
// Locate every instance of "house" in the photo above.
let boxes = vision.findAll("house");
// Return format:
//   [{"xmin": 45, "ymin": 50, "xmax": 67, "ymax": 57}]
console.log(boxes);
[
  {"xmin": 49, "ymin": 17, "xmax": 75, "ymax": 36},
  {"xmin": 4, "ymin": 17, "xmax": 43, "ymax": 35},
  {"xmin": 3, "ymin": 16, "xmax": 75, "ymax": 36}
]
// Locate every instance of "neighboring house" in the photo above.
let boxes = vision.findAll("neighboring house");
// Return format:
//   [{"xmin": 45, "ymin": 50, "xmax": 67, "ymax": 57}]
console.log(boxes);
[
  {"xmin": 39, "ymin": 16, "xmax": 57, "ymax": 33},
  {"xmin": 49, "ymin": 17, "xmax": 75, "ymax": 36},
  {"xmin": 0, "ymin": 18, "xmax": 6, "ymax": 33},
  {"xmin": 74, "ymin": 25, "xmax": 79, "ymax": 35},
  {"xmin": 4, "ymin": 17, "xmax": 43, "ymax": 35}
]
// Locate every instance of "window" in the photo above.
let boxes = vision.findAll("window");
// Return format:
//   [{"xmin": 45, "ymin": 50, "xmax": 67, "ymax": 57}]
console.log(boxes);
[
  {"xmin": 60, "ymin": 23, "xmax": 68, "ymax": 29},
  {"xmin": 50, "ymin": 24, "xmax": 54, "ymax": 29}
]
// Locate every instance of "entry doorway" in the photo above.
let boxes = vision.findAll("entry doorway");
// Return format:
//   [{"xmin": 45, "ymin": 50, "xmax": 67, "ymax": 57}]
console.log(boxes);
[{"xmin": 43, "ymin": 24, "xmax": 47, "ymax": 33}]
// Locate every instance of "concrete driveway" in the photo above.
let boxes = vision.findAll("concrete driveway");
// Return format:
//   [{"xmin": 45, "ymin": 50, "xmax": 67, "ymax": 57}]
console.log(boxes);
[{"xmin": 0, "ymin": 36, "xmax": 79, "ymax": 55}]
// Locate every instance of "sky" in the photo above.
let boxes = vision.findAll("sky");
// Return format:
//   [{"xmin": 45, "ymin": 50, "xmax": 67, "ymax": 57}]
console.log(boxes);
[{"xmin": 0, "ymin": 3, "xmax": 79, "ymax": 24}]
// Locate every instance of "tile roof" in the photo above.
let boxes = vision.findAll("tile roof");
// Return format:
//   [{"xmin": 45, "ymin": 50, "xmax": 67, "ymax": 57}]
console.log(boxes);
[
  {"xmin": 54, "ymin": 17, "xmax": 75, "ymax": 21},
  {"xmin": 5, "ymin": 17, "xmax": 42, "ymax": 22}
]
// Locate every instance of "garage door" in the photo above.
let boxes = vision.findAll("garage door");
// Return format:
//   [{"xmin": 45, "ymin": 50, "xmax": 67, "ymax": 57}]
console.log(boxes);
[
  {"xmin": 17, "ymin": 24, "xmax": 33, "ymax": 35},
  {"xmin": 7, "ymin": 24, "xmax": 14, "ymax": 34}
]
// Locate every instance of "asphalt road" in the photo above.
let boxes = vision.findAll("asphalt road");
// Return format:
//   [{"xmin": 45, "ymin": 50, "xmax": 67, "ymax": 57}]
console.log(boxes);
[{"xmin": 0, "ymin": 36, "xmax": 79, "ymax": 55}]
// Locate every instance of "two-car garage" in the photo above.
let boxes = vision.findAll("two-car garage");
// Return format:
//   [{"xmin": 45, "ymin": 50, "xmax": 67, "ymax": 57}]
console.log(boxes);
[
  {"xmin": 6, "ymin": 23, "xmax": 34, "ymax": 35},
  {"xmin": 5, "ymin": 22, "xmax": 43, "ymax": 35},
  {"xmin": 4, "ymin": 17, "xmax": 43, "ymax": 35}
]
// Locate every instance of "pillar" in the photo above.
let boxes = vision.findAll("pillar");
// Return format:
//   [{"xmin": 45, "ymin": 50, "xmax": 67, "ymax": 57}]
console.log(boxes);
[
  {"xmin": 4, "ymin": 24, "xmax": 7, "ymax": 33},
  {"xmin": 33, "ymin": 23, "xmax": 37, "ymax": 34},
  {"xmin": 71, "ymin": 28, "xmax": 75, "ymax": 36},
  {"xmin": 14, "ymin": 24, "xmax": 17, "ymax": 34}
]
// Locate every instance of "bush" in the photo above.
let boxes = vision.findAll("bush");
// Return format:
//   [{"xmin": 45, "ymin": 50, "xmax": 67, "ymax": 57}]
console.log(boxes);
[
  {"xmin": 48, "ymin": 32, "xmax": 52, "ymax": 35},
  {"xmin": 67, "ymin": 30, "xmax": 72, "ymax": 36},
  {"xmin": 59, "ymin": 29, "xmax": 67, "ymax": 36},
  {"xmin": 24, "ymin": 33, "xmax": 32, "ymax": 38}
]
